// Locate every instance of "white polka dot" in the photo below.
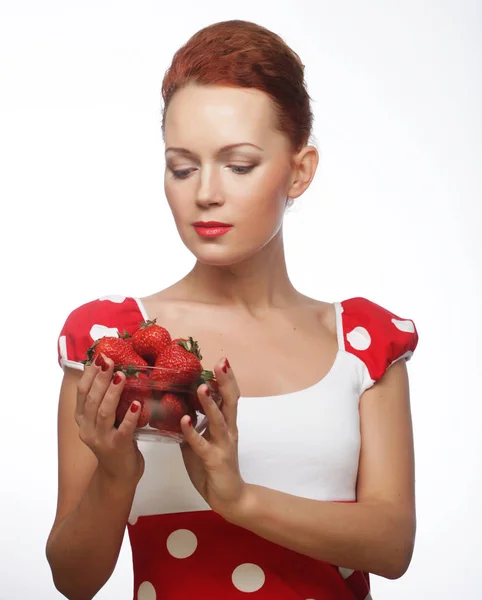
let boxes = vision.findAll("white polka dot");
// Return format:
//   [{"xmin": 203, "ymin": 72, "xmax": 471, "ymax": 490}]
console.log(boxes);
[
  {"xmin": 339, "ymin": 567, "xmax": 354, "ymax": 578},
  {"xmin": 166, "ymin": 529, "xmax": 198, "ymax": 559},
  {"xmin": 137, "ymin": 580, "xmax": 156, "ymax": 600},
  {"xmin": 346, "ymin": 326, "xmax": 371, "ymax": 351},
  {"xmin": 89, "ymin": 324, "xmax": 119, "ymax": 341},
  {"xmin": 99, "ymin": 294, "xmax": 126, "ymax": 303},
  {"xmin": 391, "ymin": 318, "xmax": 415, "ymax": 333},
  {"xmin": 232, "ymin": 563, "xmax": 265, "ymax": 593},
  {"xmin": 58, "ymin": 335, "xmax": 68, "ymax": 360}
]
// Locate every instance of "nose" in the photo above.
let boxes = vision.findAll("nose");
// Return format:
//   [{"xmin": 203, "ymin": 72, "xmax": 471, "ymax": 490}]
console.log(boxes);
[{"xmin": 196, "ymin": 166, "xmax": 224, "ymax": 208}]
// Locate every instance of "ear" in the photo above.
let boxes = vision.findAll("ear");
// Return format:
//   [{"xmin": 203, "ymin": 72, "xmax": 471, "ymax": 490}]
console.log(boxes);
[{"xmin": 287, "ymin": 145, "xmax": 319, "ymax": 199}]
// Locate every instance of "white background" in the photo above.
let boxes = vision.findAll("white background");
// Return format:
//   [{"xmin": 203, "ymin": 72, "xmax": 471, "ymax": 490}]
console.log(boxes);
[{"xmin": 1, "ymin": 1, "xmax": 481, "ymax": 598}]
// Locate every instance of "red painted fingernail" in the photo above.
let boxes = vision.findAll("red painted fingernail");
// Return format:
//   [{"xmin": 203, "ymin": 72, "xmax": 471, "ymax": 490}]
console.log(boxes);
[
  {"xmin": 222, "ymin": 358, "xmax": 230, "ymax": 374},
  {"xmin": 101, "ymin": 359, "xmax": 109, "ymax": 372},
  {"xmin": 113, "ymin": 372, "xmax": 122, "ymax": 385},
  {"xmin": 95, "ymin": 354, "xmax": 104, "ymax": 367},
  {"xmin": 186, "ymin": 416, "xmax": 192, "ymax": 427},
  {"xmin": 130, "ymin": 402, "xmax": 139, "ymax": 413},
  {"xmin": 205, "ymin": 386, "xmax": 211, "ymax": 396}
]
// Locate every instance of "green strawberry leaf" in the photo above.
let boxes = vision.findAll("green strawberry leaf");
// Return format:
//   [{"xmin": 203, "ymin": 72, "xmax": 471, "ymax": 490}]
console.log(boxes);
[{"xmin": 139, "ymin": 318, "xmax": 158, "ymax": 329}]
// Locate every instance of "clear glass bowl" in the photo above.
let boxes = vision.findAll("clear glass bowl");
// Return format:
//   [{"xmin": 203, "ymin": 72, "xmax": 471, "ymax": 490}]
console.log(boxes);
[{"xmin": 113, "ymin": 364, "xmax": 221, "ymax": 443}]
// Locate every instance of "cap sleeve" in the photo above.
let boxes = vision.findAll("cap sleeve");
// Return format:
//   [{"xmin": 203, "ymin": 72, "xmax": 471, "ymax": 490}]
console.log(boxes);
[
  {"xmin": 339, "ymin": 297, "xmax": 419, "ymax": 393},
  {"xmin": 57, "ymin": 295, "xmax": 147, "ymax": 371}
]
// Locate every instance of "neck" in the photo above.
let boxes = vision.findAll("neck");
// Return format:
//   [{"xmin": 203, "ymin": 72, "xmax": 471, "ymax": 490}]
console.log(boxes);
[{"xmin": 182, "ymin": 229, "xmax": 300, "ymax": 314}]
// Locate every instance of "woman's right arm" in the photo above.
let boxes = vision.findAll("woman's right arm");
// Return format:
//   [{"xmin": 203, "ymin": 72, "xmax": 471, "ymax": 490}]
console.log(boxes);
[{"xmin": 46, "ymin": 356, "xmax": 144, "ymax": 600}]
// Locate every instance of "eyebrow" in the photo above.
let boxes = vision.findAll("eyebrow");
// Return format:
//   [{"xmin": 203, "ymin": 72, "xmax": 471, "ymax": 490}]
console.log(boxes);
[{"xmin": 165, "ymin": 143, "xmax": 263, "ymax": 157}]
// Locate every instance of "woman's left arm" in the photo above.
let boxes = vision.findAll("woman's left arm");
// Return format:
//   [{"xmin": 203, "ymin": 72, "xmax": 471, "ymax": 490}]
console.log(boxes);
[{"xmin": 181, "ymin": 358, "xmax": 415, "ymax": 580}]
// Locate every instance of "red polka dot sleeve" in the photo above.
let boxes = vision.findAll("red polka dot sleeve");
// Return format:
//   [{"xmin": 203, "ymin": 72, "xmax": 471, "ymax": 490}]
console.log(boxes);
[
  {"xmin": 340, "ymin": 297, "xmax": 419, "ymax": 393},
  {"xmin": 57, "ymin": 295, "xmax": 146, "ymax": 371}
]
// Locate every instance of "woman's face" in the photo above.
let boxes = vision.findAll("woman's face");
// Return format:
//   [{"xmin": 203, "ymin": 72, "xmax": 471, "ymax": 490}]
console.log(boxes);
[{"xmin": 163, "ymin": 84, "xmax": 297, "ymax": 266}]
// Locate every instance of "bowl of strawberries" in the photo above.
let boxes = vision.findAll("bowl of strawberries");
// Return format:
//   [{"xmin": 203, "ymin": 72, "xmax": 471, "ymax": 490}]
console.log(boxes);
[{"xmin": 83, "ymin": 319, "xmax": 221, "ymax": 443}]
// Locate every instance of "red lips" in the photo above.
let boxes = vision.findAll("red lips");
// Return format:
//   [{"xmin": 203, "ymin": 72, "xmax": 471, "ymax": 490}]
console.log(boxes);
[
  {"xmin": 192, "ymin": 221, "xmax": 233, "ymax": 238},
  {"xmin": 192, "ymin": 221, "xmax": 232, "ymax": 227}
]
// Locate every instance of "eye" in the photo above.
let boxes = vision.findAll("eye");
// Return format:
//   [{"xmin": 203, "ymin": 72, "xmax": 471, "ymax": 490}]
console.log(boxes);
[
  {"xmin": 229, "ymin": 165, "xmax": 256, "ymax": 175},
  {"xmin": 171, "ymin": 168, "xmax": 194, "ymax": 180}
]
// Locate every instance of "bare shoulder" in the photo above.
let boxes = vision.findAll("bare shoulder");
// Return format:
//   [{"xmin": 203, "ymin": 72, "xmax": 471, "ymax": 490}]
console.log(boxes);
[
  {"xmin": 139, "ymin": 285, "xmax": 183, "ymax": 306},
  {"xmin": 138, "ymin": 285, "xmax": 192, "ymax": 320},
  {"xmin": 298, "ymin": 294, "xmax": 337, "ymax": 338}
]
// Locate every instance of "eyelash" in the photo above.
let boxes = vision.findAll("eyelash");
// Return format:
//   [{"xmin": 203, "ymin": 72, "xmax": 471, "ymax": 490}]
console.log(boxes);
[{"xmin": 170, "ymin": 165, "xmax": 256, "ymax": 180}]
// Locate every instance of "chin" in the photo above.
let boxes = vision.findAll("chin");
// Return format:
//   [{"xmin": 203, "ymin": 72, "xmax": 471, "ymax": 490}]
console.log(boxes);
[
  {"xmin": 192, "ymin": 247, "xmax": 255, "ymax": 267},
  {"xmin": 179, "ymin": 225, "xmax": 281, "ymax": 267},
  {"xmin": 184, "ymin": 238, "xmax": 263, "ymax": 267}
]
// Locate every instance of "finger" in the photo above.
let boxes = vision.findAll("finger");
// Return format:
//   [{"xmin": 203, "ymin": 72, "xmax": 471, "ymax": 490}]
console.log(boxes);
[
  {"xmin": 213, "ymin": 357, "xmax": 239, "ymax": 434},
  {"xmin": 196, "ymin": 384, "xmax": 229, "ymax": 442},
  {"xmin": 96, "ymin": 370, "xmax": 126, "ymax": 435},
  {"xmin": 115, "ymin": 400, "xmax": 142, "ymax": 441},
  {"xmin": 180, "ymin": 414, "xmax": 211, "ymax": 458},
  {"xmin": 82, "ymin": 354, "xmax": 114, "ymax": 431},
  {"xmin": 76, "ymin": 354, "xmax": 105, "ymax": 418}
]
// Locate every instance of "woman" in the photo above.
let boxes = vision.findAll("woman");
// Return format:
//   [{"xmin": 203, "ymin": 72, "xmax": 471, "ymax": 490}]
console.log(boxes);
[{"xmin": 46, "ymin": 19, "xmax": 418, "ymax": 600}]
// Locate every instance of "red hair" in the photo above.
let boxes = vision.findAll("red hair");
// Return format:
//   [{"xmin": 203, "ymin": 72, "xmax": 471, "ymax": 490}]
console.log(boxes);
[{"xmin": 161, "ymin": 20, "xmax": 313, "ymax": 151}]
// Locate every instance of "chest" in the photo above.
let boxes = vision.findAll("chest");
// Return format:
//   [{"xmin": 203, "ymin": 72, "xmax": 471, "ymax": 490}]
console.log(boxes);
[{"xmin": 144, "ymin": 303, "xmax": 338, "ymax": 397}]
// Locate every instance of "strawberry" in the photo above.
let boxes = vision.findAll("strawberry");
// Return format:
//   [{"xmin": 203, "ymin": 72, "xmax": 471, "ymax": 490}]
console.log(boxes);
[
  {"xmin": 115, "ymin": 371, "xmax": 152, "ymax": 427},
  {"xmin": 116, "ymin": 396, "xmax": 152, "ymax": 428},
  {"xmin": 186, "ymin": 392, "xmax": 203, "ymax": 414},
  {"xmin": 131, "ymin": 319, "xmax": 171, "ymax": 365},
  {"xmin": 83, "ymin": 336, "xmax": 147, "ymax": 368},
  {"xmin": 149, "ymin": 392, "xmax": 196, "ymax": 433},
  {"xmin": 120, "ymin": 370, "xmax": 152, "ymax": 403},
  {"xmin": 152, "ymin": 337, "xmax": 203, "ymax": 387}
]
